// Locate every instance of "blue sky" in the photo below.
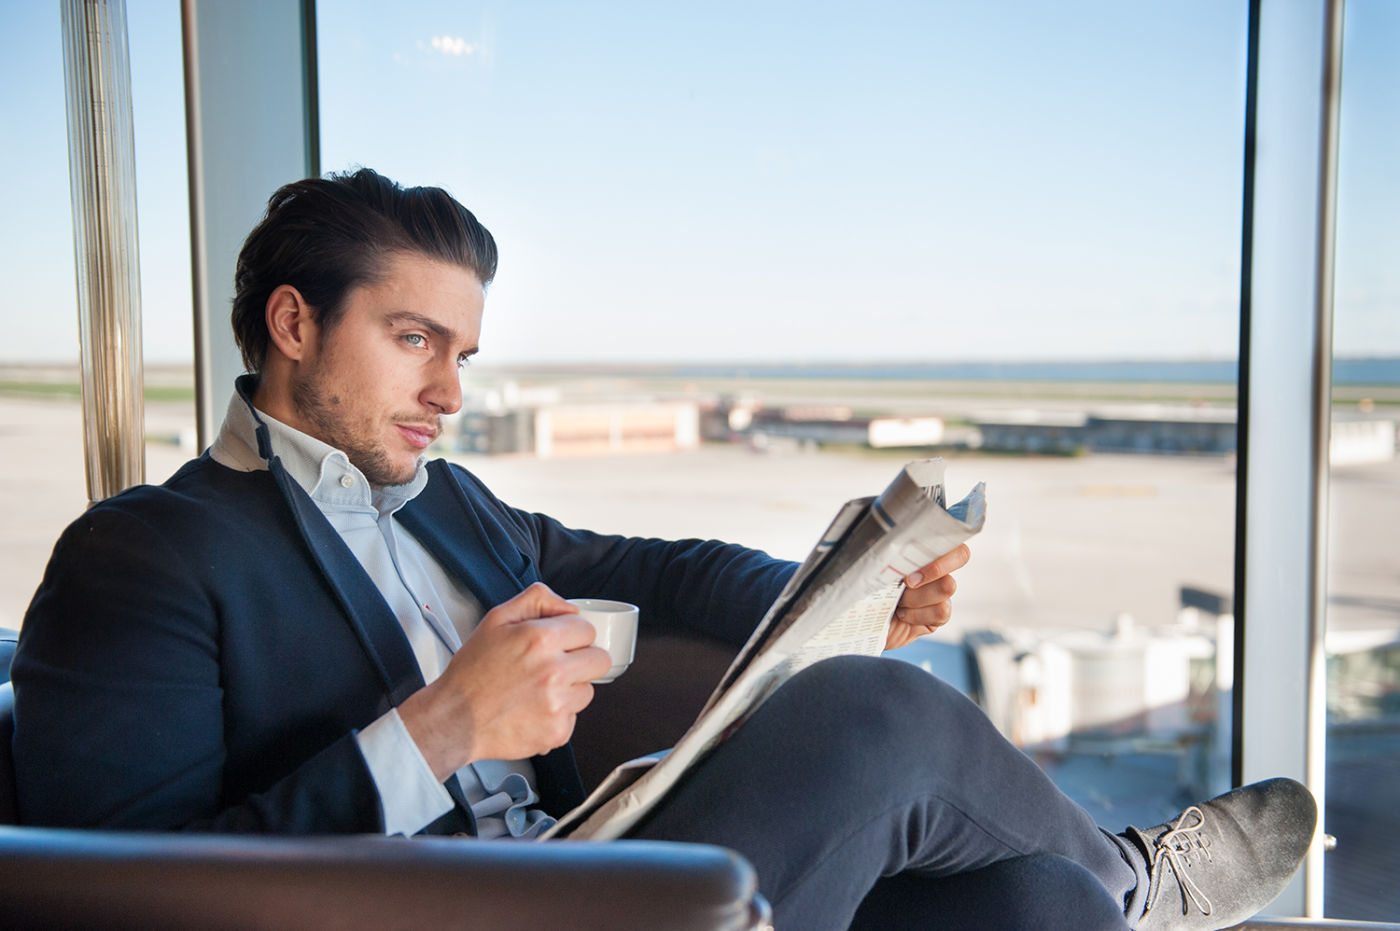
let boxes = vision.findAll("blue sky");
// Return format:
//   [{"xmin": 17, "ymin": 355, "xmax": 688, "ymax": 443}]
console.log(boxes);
[{"xmin": 1, "ymin": 0, "xmax": 1395, "ymax": 364}]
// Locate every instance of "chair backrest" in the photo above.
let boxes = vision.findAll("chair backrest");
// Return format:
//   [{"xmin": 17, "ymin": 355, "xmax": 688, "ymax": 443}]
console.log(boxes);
[{"xmin": 570, "ymin": 632, "xmax": 737, "ymax": 790}]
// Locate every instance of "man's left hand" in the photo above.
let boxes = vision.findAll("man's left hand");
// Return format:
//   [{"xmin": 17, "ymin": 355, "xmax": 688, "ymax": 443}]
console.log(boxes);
[{"xmin": 884, "ymin": 543, "xmax": 972, "ymax": 651}]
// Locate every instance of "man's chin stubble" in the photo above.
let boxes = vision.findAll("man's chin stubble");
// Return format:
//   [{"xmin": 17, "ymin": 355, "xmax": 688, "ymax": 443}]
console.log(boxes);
[
  {"xmin": 350, "ymin": 448, "xmax": 413, "ymax": 487},
  {"xmin": 291, "ymin": 379, "xmax": 415, "ymax": 487}
]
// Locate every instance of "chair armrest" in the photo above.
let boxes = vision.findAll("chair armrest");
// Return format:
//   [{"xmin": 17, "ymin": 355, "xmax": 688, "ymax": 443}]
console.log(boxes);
[{"xmin": 0, "ymin": 827, "xmax": 767, "ymax": 931}]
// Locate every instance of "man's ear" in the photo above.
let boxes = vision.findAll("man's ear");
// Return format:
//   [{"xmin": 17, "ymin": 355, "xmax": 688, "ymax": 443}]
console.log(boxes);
[{"xmin": 264, "ymin": 285, "xmax": 319, "ymax": 363}]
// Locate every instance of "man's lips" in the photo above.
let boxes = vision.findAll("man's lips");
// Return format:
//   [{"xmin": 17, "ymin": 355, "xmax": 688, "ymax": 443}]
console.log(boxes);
[{"xmin": 395, "ymin": 423, "xmax": 438, "ymax": 450}]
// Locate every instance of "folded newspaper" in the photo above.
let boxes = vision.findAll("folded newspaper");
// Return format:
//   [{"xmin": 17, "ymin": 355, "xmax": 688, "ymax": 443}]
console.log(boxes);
[{"xmin": 543, "ymin": 458, "xmax": 986, "ymax": 841}]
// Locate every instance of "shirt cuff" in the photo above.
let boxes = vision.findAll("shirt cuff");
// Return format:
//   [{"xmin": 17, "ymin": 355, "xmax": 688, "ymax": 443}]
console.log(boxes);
[{"xmin": 354, "ymin": 708, "xmax": 455, "ymax": 836}]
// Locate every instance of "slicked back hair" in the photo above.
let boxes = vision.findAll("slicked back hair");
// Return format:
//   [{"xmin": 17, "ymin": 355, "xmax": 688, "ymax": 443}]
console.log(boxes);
[{"xmin": 231, "ymin": 168, "xmax": 497, "ymax": 372}]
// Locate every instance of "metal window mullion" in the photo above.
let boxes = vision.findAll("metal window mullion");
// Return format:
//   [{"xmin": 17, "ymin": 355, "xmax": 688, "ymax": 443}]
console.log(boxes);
[
  {"xmin": 1236, "ymin": 0, "xmax": 1344, "ymax": 918},
  {"xmin": 1303, "ymin": 0, "xmax": 1344, "ymax": 912},
  {"xmin": 61, "ymin": 0, "xmax": 146, "ymax": 505}
]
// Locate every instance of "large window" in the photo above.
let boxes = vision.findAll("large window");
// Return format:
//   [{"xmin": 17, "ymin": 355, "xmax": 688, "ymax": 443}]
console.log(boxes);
[
  {"xmin": 319, "ymin": 0, "xmax": 1248, "ymax": 833},
  {"xmin": 0, "ymin": 1, "xmax": 1393, "ymax": 917},
  {"xmin": 2, "ymin": 0, "xmax": 1394, "ymax": 918}
]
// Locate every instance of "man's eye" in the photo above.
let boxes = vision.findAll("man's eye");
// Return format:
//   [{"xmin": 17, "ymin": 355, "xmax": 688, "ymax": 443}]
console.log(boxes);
[
  {"xmin": 404, "ymin": 334, "xmax": 427, "ymax": 348},
  {"xmin": 457, "ymin": 355, "xmax": 472, "ymax": 370}
]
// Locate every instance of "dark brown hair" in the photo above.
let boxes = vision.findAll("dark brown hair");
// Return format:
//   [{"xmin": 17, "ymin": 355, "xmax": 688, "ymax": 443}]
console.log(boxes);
[{"xmin": 231, "ymin": 168, "xmax": 497, "ymax": 372}]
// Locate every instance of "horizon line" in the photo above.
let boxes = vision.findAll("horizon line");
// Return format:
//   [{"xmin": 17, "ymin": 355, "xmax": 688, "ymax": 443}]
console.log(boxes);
[{"xmin": 8, "ymin": 355, "xmax": 1400, "ymax": 369}]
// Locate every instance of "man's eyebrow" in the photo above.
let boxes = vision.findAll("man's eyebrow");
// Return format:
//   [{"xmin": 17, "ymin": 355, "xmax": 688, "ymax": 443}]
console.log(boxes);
[
  {"xmin": 384, "ymin": 310, "xmax": 455, "ymax": 340},
  {"xmin": 385, "ymin": 311, "xmax": 480, "ymax": 357}
]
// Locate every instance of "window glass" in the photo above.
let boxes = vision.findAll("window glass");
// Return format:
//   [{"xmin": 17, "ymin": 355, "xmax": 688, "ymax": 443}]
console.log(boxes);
[
  {"xmin": 0, "ymin": 0, "xmax": 194, "ymax": 629},
  {"xmin": 1325, "ymin": 0, "xmax": 1400, "ymax": 919},
  {"xmin": 319, "ymin": 0, "xmax": 1246, "ymax": 832},
  {"xmin": 0, "ymin": 1, "xmax": 81, "ymax": 629},
  {"xmin": 127, "ymin": 0, "xmax": 198, "ymax": 484}
]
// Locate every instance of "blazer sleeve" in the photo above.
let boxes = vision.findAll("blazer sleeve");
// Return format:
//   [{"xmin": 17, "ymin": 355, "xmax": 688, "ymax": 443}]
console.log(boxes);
[
  {"xmin": 452, "ymin": 467, "xmax": 799, "ymax": 647},
  {"xmin": 11, "ymin": 504, "xmax": 381, "ymax": 834}
]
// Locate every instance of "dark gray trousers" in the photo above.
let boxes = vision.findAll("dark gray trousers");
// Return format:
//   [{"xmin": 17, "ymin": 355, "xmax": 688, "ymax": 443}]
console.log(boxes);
[{"xmin": 629, "ymin": 655, "xmax": 1148, "ymax": 930}]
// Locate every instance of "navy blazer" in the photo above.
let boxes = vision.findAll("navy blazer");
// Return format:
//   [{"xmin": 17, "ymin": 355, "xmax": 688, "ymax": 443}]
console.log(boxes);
[{"xmin": 12, "ymin": 439, "xmax": 794, "ymax": 834}]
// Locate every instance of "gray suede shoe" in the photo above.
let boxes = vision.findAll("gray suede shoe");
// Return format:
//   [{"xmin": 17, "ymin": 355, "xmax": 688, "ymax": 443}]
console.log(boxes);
[{"xmin": 1126, "ymin": 777, "xmax": 1317, "ymax": 931}]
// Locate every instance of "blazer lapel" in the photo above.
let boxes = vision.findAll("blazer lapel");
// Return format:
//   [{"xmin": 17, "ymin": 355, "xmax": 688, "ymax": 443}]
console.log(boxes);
[
  {"xmin": 269, "ymin": 456, "xmax": 426, "ymax": 707},
  {"xmin": 396, "ymin": 460, "xmax": 537, "ymax": 610}
]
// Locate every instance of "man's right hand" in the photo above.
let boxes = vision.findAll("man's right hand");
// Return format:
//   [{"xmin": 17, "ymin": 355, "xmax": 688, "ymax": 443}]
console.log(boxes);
[{"xmin": 397, "ymin": 582, "xmax": 611, "ymax": 782}]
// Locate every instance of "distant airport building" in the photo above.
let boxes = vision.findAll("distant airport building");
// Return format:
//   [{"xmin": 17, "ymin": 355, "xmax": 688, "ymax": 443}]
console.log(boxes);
[
  {"xmin": 974, "ymin": 407, "xmax": 1240, "ymax": 456},
  {"xmin": 868, "ymin": 417, "xmax": 947, "ymax": 448},
  {"xmin": 535, "ymin": 402, "xmax": 700, "ymax": 458},
  {"xmin": 1330, "ymin": 418, "xmax": 1397, "ymax": 466},
  {"xmin": 454, "ymin": 401, "xmax": 701, "ymax": 458},
  {"xmin": 1088, "ymin": 407, "xmax": 1237, "ymax": 454},
  {"xmin": 748, "ymin": 412, "xmax": 945, "ymax": 450},
  {"xmin": 706, "ymin": 399, "xmax": 944, "ymax": 450},
  {"xmin": 700, "ymin": 396, "xmax": 761, "ymax": 442},
  {"xmin": 454, "ymin": 410, "xmax": 535, "ymax": 455},
  {"xmin": 971, "ymin": 411, "xmax": 1090, "ymax": 455},
  {"xmin": 975, "ymin": 406, "xmax": 1397, "ymax": 462}
]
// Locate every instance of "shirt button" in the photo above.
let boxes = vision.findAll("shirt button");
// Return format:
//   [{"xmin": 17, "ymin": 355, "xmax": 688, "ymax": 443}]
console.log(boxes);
[{"xmin": 339, "ymin": 474, "xmax": 354, "ymax": 488}]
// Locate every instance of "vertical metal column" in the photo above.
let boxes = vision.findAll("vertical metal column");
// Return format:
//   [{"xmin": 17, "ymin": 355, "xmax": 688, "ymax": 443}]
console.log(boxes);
[
  {"xmin": 60, "ymin": 0, "xmax": 145, "ymax": 504},
  {"xmin": 1236, "ymin": 0, "xmax": 1344, "ymax": 917},
  {"xmin": 182, "ymin": 0, "xmax": 319, "ymax": 448}
]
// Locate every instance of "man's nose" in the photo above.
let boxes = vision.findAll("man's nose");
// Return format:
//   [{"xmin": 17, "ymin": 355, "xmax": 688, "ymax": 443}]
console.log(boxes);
[{"xmin": 423, "ymin": 357, "xmax": 464, "ymax": 415}]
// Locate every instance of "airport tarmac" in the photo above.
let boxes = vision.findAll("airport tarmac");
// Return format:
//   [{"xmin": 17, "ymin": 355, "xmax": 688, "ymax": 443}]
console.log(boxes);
[{"xmin": 3, "ymin": 393, "xmax": 1396, "ymax": 647}]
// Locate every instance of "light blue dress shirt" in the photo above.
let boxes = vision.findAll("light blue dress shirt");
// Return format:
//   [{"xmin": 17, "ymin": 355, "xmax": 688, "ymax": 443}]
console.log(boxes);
[{"xmin": 209, "ymin": 392, "xmax": 555, "ymax": 838}]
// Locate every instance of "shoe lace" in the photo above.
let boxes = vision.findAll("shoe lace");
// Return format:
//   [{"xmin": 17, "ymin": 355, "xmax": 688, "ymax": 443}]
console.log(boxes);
[{"xmin": 1142, "ymin": 805, "xmax": 1214, "ymax": 919}]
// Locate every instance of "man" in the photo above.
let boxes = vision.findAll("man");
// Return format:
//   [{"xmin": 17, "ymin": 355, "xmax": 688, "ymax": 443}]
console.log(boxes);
[{"xmin": 14, "ymin": 169, "xmax": 1315, "ymax": 929}]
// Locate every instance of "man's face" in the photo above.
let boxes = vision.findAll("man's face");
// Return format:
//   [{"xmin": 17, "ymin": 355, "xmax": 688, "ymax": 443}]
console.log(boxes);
[{"xmin": 290, "ymin": 251, "xmax": 484, "ymax": 486}]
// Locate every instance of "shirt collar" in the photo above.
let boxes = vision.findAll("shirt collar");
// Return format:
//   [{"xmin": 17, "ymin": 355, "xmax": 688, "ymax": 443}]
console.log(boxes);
[{"xmin": 209, "ymin": 376, "xmax": 429, "ymax": 518}]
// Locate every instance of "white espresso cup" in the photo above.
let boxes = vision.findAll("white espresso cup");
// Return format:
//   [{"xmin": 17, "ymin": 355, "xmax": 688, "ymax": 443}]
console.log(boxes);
[{"xmin": 569, "ymin": 599, "xmax": 639, "ymax": 683}]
